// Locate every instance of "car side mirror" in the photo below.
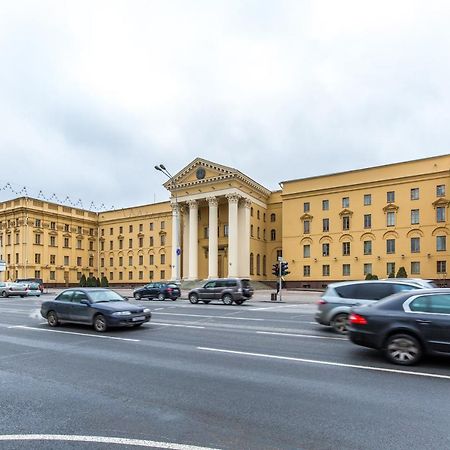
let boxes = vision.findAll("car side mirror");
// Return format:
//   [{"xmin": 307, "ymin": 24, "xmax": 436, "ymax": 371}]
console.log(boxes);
[
  {"xmin": 80, "ymin": 299, "xmax": 90, "ymax": 305},
  {"xmin": 122, "ymin": 296, "xmax": 129, "ymax": 301}
]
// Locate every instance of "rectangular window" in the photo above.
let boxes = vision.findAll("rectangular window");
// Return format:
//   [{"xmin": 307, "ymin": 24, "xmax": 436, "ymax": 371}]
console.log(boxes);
[
  {"xmin": 76, "ymin": 239, "xmax": 82, "ymax": 249},
  {"xmin": 410, "ymin": 188, "xmax": 419, "ymax": 200},
  {"xmin": 322, "ymin": 265, "xmax": 330, "ymax": 276},
  {"xmin": 77, "ymin": 257, "xmax": 82, "ymax": 266},
  {"xmin": 101, "ymin": 228, "xmax": 104, "ymax": 236},
  {"xmin": 129, "ymin": 225, "xmax": 133, "ymax": 233},
  {"xmin": 387, "ymin": 262, "xmax": 396, "ymax": 276},
  {"xmin": 119, "ymin": 272, "xmax": 123, "ymax": 280},
  {"xmin": 303, "ymin": 245, "xmax": 310, "ymax": 258},
  {"xmin": 34, "ymin": 270, "xmax": 40, "ymax": 279},
  {"xmin": 342, "ymin": 242, "xmax": 351, "ymax": 256},
  {"xmin": 411, "ymin": 209, "xmax": 419, "ymax": 225},
  {"xmin": 303, "ymin": 220, "xmax": 310, "ymax": 234},
  {"xmin": 322, "ymin": 218, "xmax": 329, "ymax": 232},
  {"xmin": 129, "ymin": 256, "xmax": 133, "ymax": 266},
  {"xmin": 437, "ymin": 236, "xmax": 447, "ymax": 251},
  {"xmin": 139, "ymin": 271, "xmax": 143, "ymax": 280},
  {"xmin": 109, "ymin": 241, "xmax": 113, "ymax": 250},
  {"xmin": 386, "ymin": 239, "xmax": 396, "ymax": 254},
  {"xmin": 35, "ymin": 219, "xmax": 41, "ymax": 227},
  {"xmin": 119, "ymin": 256, "xmax": 123, "ymax": 266},
  {"xmin": 161, "ymin": 221, "xmax": 165, "ymax": 230},
  {"xmin": 411, "ymin": 237, "xmax": 420, "ymax": 253},
  {"xmin": 109, "ymin": 257, "xmax": 113, "ymax": 267},
  {"xmin": 149, "ymin": 236, "xmax": 154, "ymax": 246},
  {"xmin": 224, "ymin": 225, "xmax": 229, "ymax": 237},
  {"xmin": 363, "ymin": 194, "xmax": 371, "ymax": 206},
  {"xmin": 50, "ymin": 271, "xmax": 56, "ymax": 280},
  {"xmin": 257, "ymin": 210, "xmax": 260, "ymax": 219},
  {"xmin": 161, "ymin": 254, "xmax": 166, "ymax": 264},
  {"xmin": 129, "ymin": 271, "xmax": 133, "ymax": 280},
  {"xmin": 63, "ymin": 256, "xmax": 69, "ymax": 266},
  {"xmin": 88, "ymin": 256, "xmax": 94, "ymax": 266},
  {"xmin": 363, "ymin": 263, "xmax": 372, "ymax": 275},
  {"xmin": 342, "ymin": 264, "xmax": 351, "ymax": 276},
  {"xmin": 50, "ymin": 255, "xmax": 56, "ymax": 265},
  {"xmin": 119, "ymin": 226, "xmax": 123, "ymax": 234},
  {"xmin": 50, "ymin": 221, "xmax": 56, "ymax": 230},
  {"xmin": 64, "ymin": 224, "xmax": 70, "ymax": 232},
  {"xmin": 160, "ymin": 270, "xmax": 165, "ymax": 280},
  {"xmin": 363, "ymin": 240, "xmax": 372, "ymax": 255},
  {"xmin": 437, "ymin": 184, "xmax": 446, "ymax": 197},
  {"xmin": 89, "ymin": 241, "xmax": 94, "ymax": 251},
  {"xmin": 322, "ymin": 200, "xmax": 329, "ymax": 211},
  {"xmin": 139, "ymin": 255, "xmax": 143, "ymax": 265},
  {"xmin": 35, "ymin": 253, "xmax": 41, "ymax": 264},
  {"xmin": 89, "ymin": 228, "xmax": 94, "ymax": 236},
  {"xmin": 342, "ymin": 216, "xmax": 350, "ymax": 231},
  {"xmin": 322, "ymin": 243, "xmax": 330, "ymax": 257},
  {"xmin": 386, "ymin": 211, "xmax": 396, "ymax": 227},
  {"xmin": 342, "ymin": 197, "xmax": 349, "ymax": 208},
  {"xmin": 437, "ymin": 261, "xmax": 447, "ymax": 273},
  {"xmin": 303, "ymin": 265, "xmax": 311, "ymax": 277},
  {"xmin": 139, "ymin": 237, "xmax": 143, "ymax": 247},
  {"xmin": 119, "ymin": 240, "xmax": 123, "ymax": 249},
  {"xmin": 436, "ymin": 207, "xmax": 446, "ymax": 222},
  {"xmin": 15, "ymin": 253, "xmax": 19, "ymax": 264},
  {"xmin": 149, "ymin": 270, "xmax": 154, "ymax": 279},
  {"xmin": 35, "ymin": 234, "xmax": 41, "ymax": 245},
  {"xmin": 160, "ymin": 235, "xmax": 166, "ymax": 246},
  {"xmin": 129, "ymin": 239, "xmax": 133, "ymax": 248},
  {"xmin": 303, "ymin": 202, "xmax": 310, "ymax": 212},
  {"xmin": 387, "ymin": 191, "xmax": 395, "ymax": 203},
  {"xmin": 149, "ymin": 254, "xmax": 154, "ymax": 265},
  {"xmin": 150, "ymin": 222, "xmax": 154, "ymax": 231},
  {"xmin": 109, "ymin": 272, "xmax": 113, "ymax": 281},
  {"xmin": 15, "ymin": 233, "xmax": 19, "ymax": 244},
  {"xmin": 364, "ymin": 214, "xmax": 371, "ymax": 229},
  {"xmin": 109, "ymin": 227, "xmax": 113, "ymax": 235},
  {"xmin": 411, "ymin": 261, "xmax": 420, "ymax": 275},
  {"xmin": 139, "ymin": 224, "xmax": 143, "ymax": 232},
  {"xmin": 64, "ymin": 237, "xmax": 69, "ymax": 248}
]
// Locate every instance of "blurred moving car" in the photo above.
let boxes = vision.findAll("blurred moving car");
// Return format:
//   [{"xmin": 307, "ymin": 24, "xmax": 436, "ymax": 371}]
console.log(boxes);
[
  {"xmin": 188, "ymin": 278, "xmax": 254, "ymax": 305},
  {"xmin": 16, "ymin": 278, "xmax": 44, "ymax": 293},
  {"xmin": 348, "ymin": 288, "xmax": 450, "ymax": 365},
  {"xmin": 315, "ymin": 279, "xmax": 435, "ymax": 334},
  {"xmin": 23, "ymin": 282, "xmax": 42, "ymax": 297},
  {"xmin": 133, "ymin": 282, "xmax": 180, "ymax": 301},
  {"xmin": 0, "ymin": 282, "xmax": 28, "ymax": 298},
  {"xmin": 41, "ymin": 288, "xmax": 151, "ymax": 332}
]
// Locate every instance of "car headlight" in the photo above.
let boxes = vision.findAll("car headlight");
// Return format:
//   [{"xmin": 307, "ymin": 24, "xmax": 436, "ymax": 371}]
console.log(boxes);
[
  {"xmin": 112, "ymin": 311, "xmax": 132, "ymax": 316},
  {"xmin": 143, "ymin": 308, "xmax": 151, "ymax": 313}
]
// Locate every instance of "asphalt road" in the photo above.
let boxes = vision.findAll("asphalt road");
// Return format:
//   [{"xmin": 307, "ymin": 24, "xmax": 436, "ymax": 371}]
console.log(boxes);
[{"xmin": 0, "ymin": 294, "xmax": 450, "ymax": 450}]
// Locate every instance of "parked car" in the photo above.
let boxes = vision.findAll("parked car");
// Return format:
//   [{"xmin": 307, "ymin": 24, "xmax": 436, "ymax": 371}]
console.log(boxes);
[
  {"xmin": 188, "ymin": 278, "xmax": 254, "ymax": 305},
  {"xmin": 133, "ymin": 282, "xmax": 180, "ymax": 301},
  {"xmin": 16, "ymin": 278, "xmax": 44, "ymax": 293},
  {"xmin": 315, "ymin": 279, "xmax": 435, "ymax": 334},
  {"xmin": 23, "ymin": 282, "xmax": 42, "ymax": 297},
  {"xmin": 0, "ymin": 282, "xmax": 28, "ymax": 298},
  {"xmin": 348, "ymin": 288, "xmax": 450, "ymax": 365},
  {"xmin": 41, "ymin": 288, "xmax": 151, "ymax": 332}
]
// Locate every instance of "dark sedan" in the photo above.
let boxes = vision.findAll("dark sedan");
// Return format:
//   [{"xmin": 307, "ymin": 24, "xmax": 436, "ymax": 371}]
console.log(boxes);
[
  {"xmin": 348, "ymin": 288, "xmax": 450, "ymax": 365},
  {"xmin": 41, "ymin": 288, "xmax": 151, "ymax": 332},
  {"xmin": 133, "ymin": 282, "xmax": 180, "ymax": 301}
]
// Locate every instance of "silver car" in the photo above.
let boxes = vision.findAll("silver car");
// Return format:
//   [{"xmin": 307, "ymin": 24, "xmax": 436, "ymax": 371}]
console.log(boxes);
[
  {"xmin": 0, "ymin": 282, "xmax": 28, "ymax": 298},
  {"xmin": 315, "ymin": 279, "xmax": 435, "ymax": 334}
]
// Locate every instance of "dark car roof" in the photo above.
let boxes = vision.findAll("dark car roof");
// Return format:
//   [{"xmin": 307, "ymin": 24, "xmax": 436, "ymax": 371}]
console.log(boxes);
[
  {"xmin": 60, "ymin": 288, "xmax": 111, "ymax": 293},
  {"xmin": 372, "ymin": 288, "xmax": 450, "ymax": 309}
]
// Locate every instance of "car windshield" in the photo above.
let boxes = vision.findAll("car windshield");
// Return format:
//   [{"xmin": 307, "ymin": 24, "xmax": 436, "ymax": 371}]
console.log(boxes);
[{"xmin": 88, "ymin": 290, "xmax": 125, "ymax": 303}]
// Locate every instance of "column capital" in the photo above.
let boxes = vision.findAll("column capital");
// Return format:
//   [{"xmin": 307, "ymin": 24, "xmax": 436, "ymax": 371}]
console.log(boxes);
[
  {"xmin": 240, "ymin": 198, "xmax": 252, "ymax": 209},
  {"xmin": 226, "ymin": 193, "xmax": 241, "ymax": 204},
  {"xmin": 207, "ymin": 196, "xmax": 218, "ymax": 207},
  {"xmin": 187, "ymin": 199, "xmax": 198, "ymax": 209},
  {"xmin": 170, "ymin": 202, "xmax": 180, "ymax": 213}
]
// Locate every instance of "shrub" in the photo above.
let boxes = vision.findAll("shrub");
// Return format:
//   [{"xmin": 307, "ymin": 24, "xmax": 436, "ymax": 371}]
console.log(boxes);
[
  {"xmin": 79, "ymin": 274, "xmax": 87, "ymax": 287},
  {"xmin": 396, "ymin": 266, "xmax": 407, "ymax": 278}
]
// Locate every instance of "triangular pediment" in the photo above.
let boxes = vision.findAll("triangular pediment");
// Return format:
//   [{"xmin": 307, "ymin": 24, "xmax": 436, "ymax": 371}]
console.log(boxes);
[{"xmin": 163, "ymin": 158, "xmax": 271, "ymax": 197}]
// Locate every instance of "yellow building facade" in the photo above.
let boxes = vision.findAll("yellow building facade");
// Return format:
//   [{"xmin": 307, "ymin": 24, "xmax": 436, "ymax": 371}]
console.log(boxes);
[{"xmin": 0, "ymin": 155, "xmax": 448, "ymax": 287}]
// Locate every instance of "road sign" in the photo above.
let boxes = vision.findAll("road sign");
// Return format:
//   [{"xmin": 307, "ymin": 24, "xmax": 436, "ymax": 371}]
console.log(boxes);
[{"xmin": 0, "ymin": 260, "xmax": 6, "ymax": 272}]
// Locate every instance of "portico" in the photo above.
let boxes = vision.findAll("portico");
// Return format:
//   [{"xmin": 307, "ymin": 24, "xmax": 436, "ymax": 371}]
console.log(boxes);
[{"xmin": 163, "ymin": 158, "xmax": 271, "ymax": 281}]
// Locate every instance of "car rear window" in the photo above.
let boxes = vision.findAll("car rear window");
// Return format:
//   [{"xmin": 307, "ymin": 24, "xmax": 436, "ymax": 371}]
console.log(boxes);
[
  {"xmin": 240, "ymin": 280, "xmax": 251, "ymax": 288},
  {"xmin": 225, "ymin": 280, "xmax": 237, "ymax": 287},
  {"xmin": 334, "ymin": 285, "xmax": 358, "ymax": 299},
  {"xmin": 335, "ymin": 283, "xmax": 395, "ymax": 300},
  {"xmin": 167, "ymin": 284, "xmax": 178, "ymax": 288}
]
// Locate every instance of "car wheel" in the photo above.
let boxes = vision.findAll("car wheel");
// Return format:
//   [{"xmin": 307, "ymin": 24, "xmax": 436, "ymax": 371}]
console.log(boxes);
[
  {"xmin": 234, "ymin": 299, "xmax": 244, "ymax": 305},
  {"xmin": 134, "ymin": 292, "xmax": 141, "ymax": 300},
  {"xmin": 222, "ymin": 294, "xmax": 233, "ymax": 305},
  {"xmin": 172, "ymin": 297, "xmax": 177, "ymax": 301},
  {"xmin": 133, "ymin": 323, "xmax": 143, "ymax": 327},
  {"xmin": 189, "ymin": 293, "xmax": 199, "ymax": 304},
  {"xmin": 47, "ymin": 311, "xmax": 59, "ymax": 327},
  {"xmin": 203, "ymin": 300, "xmax": 210, "ymax": 304},
  {"xmin": 385, "ymin": 334, "xmax": 422, "ymax": 365},
  {"xmin": 331, "ymin": 313, "xmax": 348, "ymax": 334},
  {"xmin": 158, "ymin": 293, "xmax": 165, "ymax": 301},
  {"xmin": 20, "ymin": 295, "xmax": 25, "ymax": 298},
  {"xmin": 1, "ymin": 291, "xmax": 7, "ymax": 298},
  {"xmin": 93, "ymin": 314, "xmax": 107, "ymax": 332}
]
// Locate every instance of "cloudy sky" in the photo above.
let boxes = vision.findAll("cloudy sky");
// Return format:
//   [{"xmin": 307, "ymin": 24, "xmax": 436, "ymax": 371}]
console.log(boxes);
[{"xmin": 0, "ymin": 0, "xmax": 449, "ymax": 209}]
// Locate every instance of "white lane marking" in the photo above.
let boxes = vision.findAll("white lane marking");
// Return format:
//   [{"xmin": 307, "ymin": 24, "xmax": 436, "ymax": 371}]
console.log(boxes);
[
  {"xmin": 198, "ymin": 347, "xmax": 450, "ymax": 380},
  {"xmin": 257, "ymin": 331, "xmax": 347, "ymax": 341},
  {"xmin": 248, "ymin": 305, "xmax": 301, "ymax": 311},
  {"xmin": 154, "ymin": 313, "xmax": 264, "ymax": 321},
  {"xmin": 152, "ymin": 322, "xmax": 205, "ymax": 329},
  {"xmin": 7, "ymin": 326, "xmax": 140, "ymax": 342},
  {"xmin": 0, "ymin": 434, "xmax": 220, "ymax": 449}
]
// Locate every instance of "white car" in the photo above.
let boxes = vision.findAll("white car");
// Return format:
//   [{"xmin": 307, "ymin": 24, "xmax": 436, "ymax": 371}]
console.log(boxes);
[{"xmin": 0, "ymin": 282, "xmax": 28, "ymax": 298}]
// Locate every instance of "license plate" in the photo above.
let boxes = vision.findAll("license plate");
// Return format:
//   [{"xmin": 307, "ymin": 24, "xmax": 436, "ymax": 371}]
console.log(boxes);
[{"xmin": 132, "ymin": 316, "xmax": 146, "ymax": 321}]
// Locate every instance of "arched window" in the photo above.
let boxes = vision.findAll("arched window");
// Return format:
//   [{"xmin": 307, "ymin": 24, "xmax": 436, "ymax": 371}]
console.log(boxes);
[
  {"xmin": 250, "ymin": 253, "xmax": 254, "ymax": 275},
  {"xmin": 263, "ymin": 255, "xmax": 266, "ymax": 275},
  {"xmin": 271, "ymin": 229, "xmax": 276, "ymax": 241},
  {"xmin": 251, "ymin": 224, "xmax": 254, "ymax": 237},
  {"xmin": 257, "ymin": 254, "xmax": 261, "ymax": 275},
  {"xmin": 270, "ymin": 213, "xmax": 276, "ymax": 222},
  {"xmin": 251, "ymin": 207, "xmax": 254, "ymax": 217}
]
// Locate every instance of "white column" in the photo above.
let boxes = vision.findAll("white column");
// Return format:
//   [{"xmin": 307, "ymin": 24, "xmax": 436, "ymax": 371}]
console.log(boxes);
[
  {"xmin": 226, "ymin": 194, "xmax": 240, "ymax": 277},
  {"xmin": 170, "ymin": 202, "xmax": 180, "ymax": 281},
  {"xmin": 188, "ymin": 199, "xmax": 198, "ymax": 280},
  {"xmin": 182, "ymin": 206, "xmax": 189, "ymax": 279},
  {"xmin": 238, "ymin": 198, "xmax": 251, "ymax": 278},
  {"xmin": 207, "ymin": 196, "xmax": 218, "ymax": 278}
]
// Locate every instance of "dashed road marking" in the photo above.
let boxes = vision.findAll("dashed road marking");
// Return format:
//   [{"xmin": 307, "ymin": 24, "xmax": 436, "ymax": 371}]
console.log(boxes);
[
  {"xmin": 154, "ymin": 312, "xmax": 264, "ymax": 321},
  {"xmin": 257, "ymin": 331, "xmax": 347, "ymax": 341},
  {"xmin": 152, "ymin": 322, "xmax": 205, "ymax": 329}
]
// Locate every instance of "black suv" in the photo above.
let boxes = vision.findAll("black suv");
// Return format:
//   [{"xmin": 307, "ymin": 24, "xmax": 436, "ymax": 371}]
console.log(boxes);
[
  {"xmin": 188, "ymin": 278, "xmax": 254, "ymax": 305},
  {"xmin": 133, "ymin": 282, "xmax": 181, "ymax": 301}
]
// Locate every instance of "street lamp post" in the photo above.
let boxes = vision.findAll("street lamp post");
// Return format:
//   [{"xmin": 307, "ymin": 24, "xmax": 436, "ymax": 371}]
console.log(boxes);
[{"xmin": 155, "ymin": 164, "xmax": 180, "ymax": 282}]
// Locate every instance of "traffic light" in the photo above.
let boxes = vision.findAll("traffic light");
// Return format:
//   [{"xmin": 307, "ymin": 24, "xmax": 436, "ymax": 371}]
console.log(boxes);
[
  {"xmin": 272, "ymin": 263, "xmax": 279, "ymax": 276},
  {"xmin": 281, "ymin": 262, "xmax": 290, "ymax": 276}
]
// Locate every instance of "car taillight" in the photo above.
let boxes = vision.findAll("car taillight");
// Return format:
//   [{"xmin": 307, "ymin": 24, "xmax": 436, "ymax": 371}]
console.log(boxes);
[
  {"xmin": 168, "ymin": 288, "xmax": 173, "ymax": 293},
  {"xmin": 317, "ymin": 299, "xmax": 327, "ymax": 305},
  {"xmin": 349, "ymin": 313, "xmax": 367, "ymax": 325}
]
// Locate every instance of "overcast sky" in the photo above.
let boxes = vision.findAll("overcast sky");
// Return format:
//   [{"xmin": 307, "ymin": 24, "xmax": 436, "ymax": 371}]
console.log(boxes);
[{"xmin": 0, "ymin": 0, "xmax": 449, "ymax": 210}]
